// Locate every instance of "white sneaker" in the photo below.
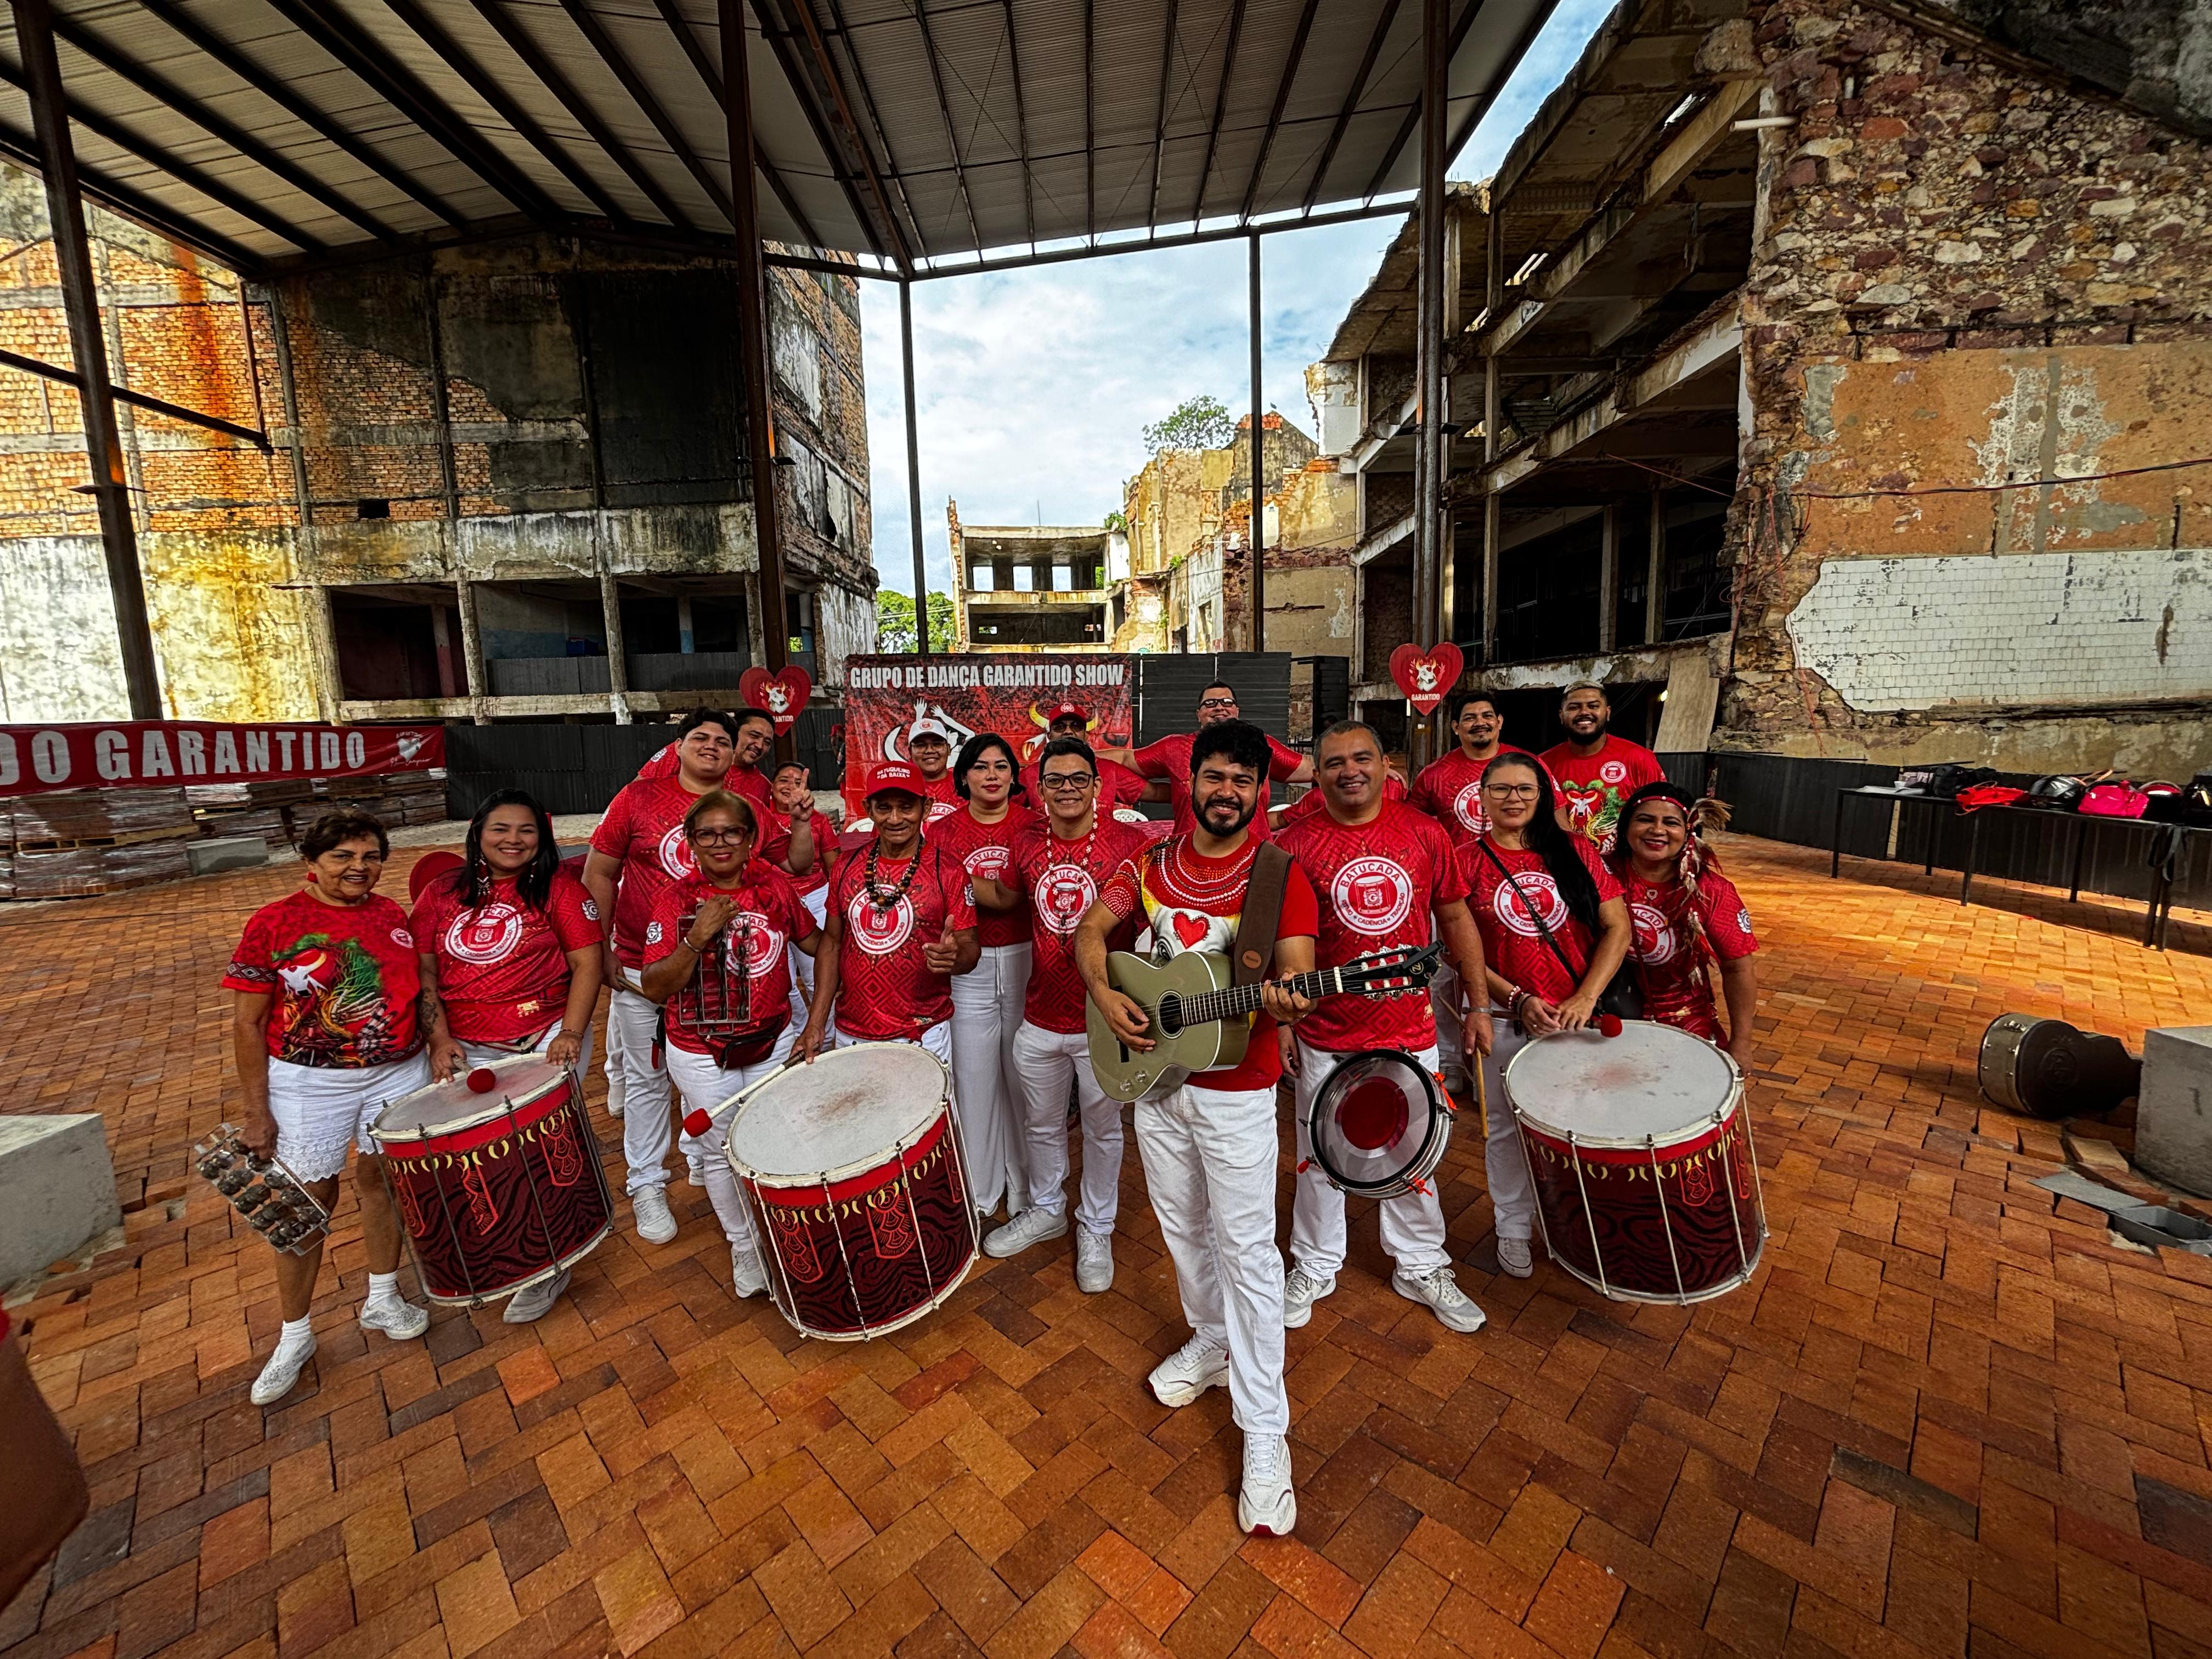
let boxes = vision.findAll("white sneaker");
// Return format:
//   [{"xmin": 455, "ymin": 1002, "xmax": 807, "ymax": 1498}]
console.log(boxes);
[
  {"xmin": 1149, "ymin": 1334, "xmax": 1229, "ymax": 1408},
  {"xmin": 503, "ymin": 1268, "xmax": 568, "ymax": 1324},
  {"xmin": 1075, "ymin": 1228, "xmax": 1114, "ymax": 1294},
  {"xmin": 606, "ymin": 1080, "xmax": 624, "ymax": 1119},
  {"xmin": 731, "ymin": 1245, "xmax": 768, "ymax": 1297},
  {"xmin": 686, "ymin": 1154, "xmax": 708, "ymax": 1187},
  {"xmin": 1496, "ymin": 1237, "xmax": 1534, "ymax": 1279},
  {"xmin": 359, "ymin": 1297, "xmax": 430, "ymax": 1340},
  {"xmin": 633, "ymin": 1186, "xmax": 679, "ymax": 1245},
  {"xmin": 1238, "ymin": 1434, "xmax": 1296, "ymax": 1537},
  {"xmin": 1394, "ymin": 1266, "xmax": 1487, "ymax": 1333},
  {"xmin": 250, "ymin": 1330, "xmax": 317, "ymax": 1405},
  {"xmin": 1282, "ymin": 1266, "xmax": 1336, "ymax": 1329},
  {"xmin": 983, "ymin": 1206, "xmax": 1068, "ymax": 1258}
]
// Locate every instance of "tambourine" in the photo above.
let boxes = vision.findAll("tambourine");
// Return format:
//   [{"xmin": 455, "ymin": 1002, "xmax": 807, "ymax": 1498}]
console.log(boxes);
[
  {"xmin": 1301, "ymin": 1049, "xmax": 1453, "ymax": 1199},
  {"xmin": 193, "ymin": 1125, "xmax": 332, "ymax": 1254}
]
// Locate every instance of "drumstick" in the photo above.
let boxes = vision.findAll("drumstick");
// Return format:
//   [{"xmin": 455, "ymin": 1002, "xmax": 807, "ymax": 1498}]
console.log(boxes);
[{"xmin": 1471, "ymin": 1051, "xmax": 1487, "ymax": 1132}]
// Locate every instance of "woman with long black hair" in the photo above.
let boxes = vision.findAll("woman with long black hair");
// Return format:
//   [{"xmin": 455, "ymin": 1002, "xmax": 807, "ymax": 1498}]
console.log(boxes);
[
  {"xmin": 1607, "ymin": 782, "xmax": 1759, "ymax": 1068},
  {"xmin": 1462, "ymin": 752, "xmax": 1632, "ymax": 1278}
]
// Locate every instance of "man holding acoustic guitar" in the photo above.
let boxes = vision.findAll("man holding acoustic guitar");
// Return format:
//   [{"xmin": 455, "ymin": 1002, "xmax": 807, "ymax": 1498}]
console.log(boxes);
[{"xmin": 1076, "ymin": 720, "xmax": 1318, "ymax": 1538}]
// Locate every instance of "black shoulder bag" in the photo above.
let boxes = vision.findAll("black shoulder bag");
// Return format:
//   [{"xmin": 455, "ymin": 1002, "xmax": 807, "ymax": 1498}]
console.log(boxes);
[{"xmin": 1476, "ymin": 839, "xmax": 1641, "ymax": 1023}]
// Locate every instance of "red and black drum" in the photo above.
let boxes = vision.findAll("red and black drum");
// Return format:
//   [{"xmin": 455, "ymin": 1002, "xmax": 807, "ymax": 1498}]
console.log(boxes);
[
  {"xmin": 1303, "ymin": 1049, "xmax": 1453, "ymax": 1199},
  {"xmin": 1503, "ymin": 1023, "xmax": 1765, "ymax": 1305},
  {"xmin": 723, "ymin": 1043, "xmax": 976, "ymax": 1340},
  {"xmin": 370, "ymin": 1057, "xmax": 612, "ymax": 1305}
]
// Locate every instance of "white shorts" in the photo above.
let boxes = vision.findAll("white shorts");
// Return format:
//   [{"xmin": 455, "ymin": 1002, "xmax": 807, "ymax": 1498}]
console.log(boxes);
[{"xmin": 267, "ymin": 1051, "xmax": 435, "ymax": 1181}]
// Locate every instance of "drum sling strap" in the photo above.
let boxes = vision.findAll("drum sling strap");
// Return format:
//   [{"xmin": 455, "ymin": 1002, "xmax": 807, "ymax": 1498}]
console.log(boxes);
[
  {"xmin": 1475, "ymin": 840, "xmax": 1642, "ymax": 1022},
  {"xmin": 1231, "ymin": 843, "xmax": 1294, "ymax": 988}
]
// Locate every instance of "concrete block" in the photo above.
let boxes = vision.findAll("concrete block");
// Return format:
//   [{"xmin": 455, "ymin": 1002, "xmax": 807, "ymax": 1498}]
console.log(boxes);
[
  {"xmin": 0, "ymin": 1115, "xmax": 121, "ymax": 1285},
  {"xmin": 2136, "ymin": 1026, "xmax": 2212, "ymax": 1199},
  {"xmin": 188, "ymin": 836, "xmax": 269, "ymax": 876}
]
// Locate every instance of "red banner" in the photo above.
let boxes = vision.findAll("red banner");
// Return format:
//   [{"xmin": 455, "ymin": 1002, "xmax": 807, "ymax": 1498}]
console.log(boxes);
[
  {"xmin": 0, "ymin": 721, "xmax": 443, "ymax": 798},
  {"xmin": 840, "ymin": 654, "xmax": 1135, "ymax": 818}
]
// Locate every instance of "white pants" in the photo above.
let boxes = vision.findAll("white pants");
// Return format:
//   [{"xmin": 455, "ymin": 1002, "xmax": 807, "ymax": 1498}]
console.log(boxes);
[
  {"xmin": 1011, "ymin": 1022, "xmax": 1123, "ymax": 1234},
  {"xmin": 268, "ymin": 1051, "xmax": 436, "ymax": 1181},
  {"xmin": 458, "ymin": 1019, "xmax": 594, "ymax": 1077},
  {"xmin": 835, "ymin": 1020, "xmax": 953, "ymax": 1065},
  {"xmin": 1133, "ymin": 1082, "xmax": 1288, "ymax": 1437},
  {"xmin": 789, "ymin": 886, "xmax": 830, "ymax": 1024},
  {"xmin": 608, "ymin": 970, "xmax": 675, "ymax": 1195},
  {"xmin": 1289, "ymin": 1040, "xmax": 1451, "ymax": 1279},
  {"xmin": 1432, "ymin": 963, "xmax": 1468, "ymax": 1076},
  {"xmin": 666, "ymin": 1025, "xmax": 799, "ymax": 1255},
  {"xmin": 949, "ymin": 940, "xmax": 1031, "ymax": 1217},
  {"xmin": 1479, "ymin": 1014, "xmax": 1538, "ymax": 1241}
]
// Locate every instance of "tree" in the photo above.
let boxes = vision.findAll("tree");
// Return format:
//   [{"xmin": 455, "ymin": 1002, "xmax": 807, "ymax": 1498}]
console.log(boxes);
[
  {"xmin": 876, "ymin": 589, "xmax": 957, "ymax": 653},
  {"xmin": 1142, "ymin": 394, "xmax": 1235, "ymax": 455}
]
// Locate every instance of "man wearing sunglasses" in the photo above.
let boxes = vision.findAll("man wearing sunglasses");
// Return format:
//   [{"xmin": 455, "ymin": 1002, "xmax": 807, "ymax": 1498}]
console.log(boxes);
[
  {"xmin": 1122, "ymin": 682, "xmax": 1311, "ymax": 841},
  {"xmin": 1019, "ymin": 702, "xmax": 1148, "ymax": 812}
]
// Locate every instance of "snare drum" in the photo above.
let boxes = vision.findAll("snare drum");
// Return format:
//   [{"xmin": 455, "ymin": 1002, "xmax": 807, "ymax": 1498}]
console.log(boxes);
[
  {"xmin": 1302, "ymin": 1049, "xmax": 1452, "ymax": 1199},
  {"xmin": 1503, "ymin": 1023, "xmax": 1764, "ymax": 1305},
  {"xmin": 724, "ymin": 1042, "xmax": 977, "ymax": 1340},
  {"xmin": 370, "ymin": 1057, "xmax": 612, "ymax": 1304}
]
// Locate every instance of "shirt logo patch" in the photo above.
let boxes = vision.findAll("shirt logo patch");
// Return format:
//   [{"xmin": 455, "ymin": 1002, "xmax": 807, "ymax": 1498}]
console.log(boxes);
[
  {"xmin": 1736, "ymin": 909, "xmax": 1753, "ymax": 939},
  {"xmin": 444, "ymin": 904, "xmax": 525, "ymax": 966},
  {"xmin": 1629, "ymin": 899, "xmax": 1679, "ymax": 966},
  {"xmin": 1599, "ymin": 759, "xmax": 1628, "ymax": 785},
  {"xmin": 1036, "ymin": 867, "xmax": 1097, "ymax": 935},
  {"xmin": 730, "ymin": 912, "xmax": 785, "ymax": 975},
  {"xmin": 1330, "ymin": 856, "xmax": 1414, "ymax": 935},
  {"xmin": 1491, "ymin": 871, "xmax": 1570, "ymax": 938},
  {"xmin": 657, "ymin": 823, "xmax": 699, "ymax": 881},
  {"xmin": 926, "ymin": 801, "xmax": 958, "ymax": 824},
  {"xmin": 645, "ymin": 920, "xmax": 665, "ymax": 945},
  {"xmin": 1452, "ymin": 779, "xmax": 1489, "ymax": 833},
  {"xmin": 848, "ymin": 891, "xmax": 916, "ymax": 954},
  {"xmin": 964, "ymin": 844, "xmax": 1012, "ymax": 881},
  {"xmin": 581, "ymin": 898, "xmax": 599, "ymax": 922},
  {"xmin": 390, "ymin": 928, "xmax": 413, "ymax": 950}
]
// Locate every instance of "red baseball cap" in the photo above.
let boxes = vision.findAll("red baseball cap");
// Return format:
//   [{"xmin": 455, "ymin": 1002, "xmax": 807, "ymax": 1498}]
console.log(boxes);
[
  {"xmin": 1044, "ymin": 701, "xmax": 1089, "ymax": 725},
  {"xmin": 865, "ymin": 761, "xmax": 925, "ymax": 798}
]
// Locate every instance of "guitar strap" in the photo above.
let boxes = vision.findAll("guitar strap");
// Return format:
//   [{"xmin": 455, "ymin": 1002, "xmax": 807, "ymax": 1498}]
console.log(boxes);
[{"xmin": 1231, "ymin": 843, "xmax": 1293, "ymax": 988}]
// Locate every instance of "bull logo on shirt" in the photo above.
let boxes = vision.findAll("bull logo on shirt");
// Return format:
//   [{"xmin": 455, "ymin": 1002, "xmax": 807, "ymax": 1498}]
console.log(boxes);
[
  {"xmin": 1330, "ymin": 857, "xmax": 1413, "ymax": 935},
  {"xmin": 444, "ymin": 904, "xmax": 524, "ymax": 966},
  {"xmin": 847, "ymin": 891, "xmax": 915, "ymax": 954},
  {"xmin": 1628, "ymin": 900, "xmax": 1679, "ymax": 966},
  {"xmin": 1036, "ymin": 868, "xmax": 1097, "ymax": 935},
  {"xmin": 1559, "ymin": 787, "xmax": 1607, "ymax": 836},
  {"xmin": 1491, "ymin": 871, "xmax": 1571, "ymax": 938},
  {"xmin": 657, "ymin": 823, "xmax": 699, "ymax": 881}
]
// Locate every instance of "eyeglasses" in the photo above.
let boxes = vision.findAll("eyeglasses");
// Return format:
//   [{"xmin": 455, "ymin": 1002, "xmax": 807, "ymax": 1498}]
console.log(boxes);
[
  {"xmin": 689, "ymin": 827, "xmax": 751, "ymax": 844},
  {"xmin": 1197, "ymin": 697, "xmax": 1237, "ymax": 710},
  {"xmin": 1039, "ymin": 772, "xmax": 1096, "ymax": 792},
  {"xmin": 1484, "ymin": 783, "xmax": 1539, "ymax": 800}
]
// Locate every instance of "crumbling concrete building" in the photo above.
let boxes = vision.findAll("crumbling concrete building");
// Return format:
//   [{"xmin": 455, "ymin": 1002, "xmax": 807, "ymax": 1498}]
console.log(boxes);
[
  {"xmin": 1317, "ymin": 0, "xmax": 2212, "ymax": 780},
  {"xmin": 947, "ymin": 505, "xmax": 1118, "ymax": 651},
  {"xmin": 0, "ymin": 167, "xmax": 874, "ymax": 726}
]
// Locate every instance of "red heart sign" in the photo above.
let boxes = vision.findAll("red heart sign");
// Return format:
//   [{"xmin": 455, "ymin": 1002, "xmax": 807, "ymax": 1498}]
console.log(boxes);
[
  {"xmin": 1389, "ymin": 643, "xmax": 1464, "ymax": 715},
  {"xmin": 738, "ymin": 665, "xmax": 813, "ymax": 733}
]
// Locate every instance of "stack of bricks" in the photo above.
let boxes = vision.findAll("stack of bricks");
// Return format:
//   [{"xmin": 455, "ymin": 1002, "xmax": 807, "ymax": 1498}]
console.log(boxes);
[{"xmin": 0, "ymin": 788, "xmax": 199, "ymax": 899}]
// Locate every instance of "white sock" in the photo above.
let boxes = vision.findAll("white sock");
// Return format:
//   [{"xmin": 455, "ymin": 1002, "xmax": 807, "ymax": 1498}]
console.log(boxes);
[
  {"xmin": 277, "ymin": 1316, "xmax": 313, "ymax": 1350},
  {"xmin": 365, "ymin": 1271, "xmax": 401, "ymax": 1306}
]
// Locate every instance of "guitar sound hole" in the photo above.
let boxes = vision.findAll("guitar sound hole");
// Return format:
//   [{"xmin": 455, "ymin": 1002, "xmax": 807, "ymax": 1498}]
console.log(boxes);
[{"xmin": 1156, "ymin": 992, "xmax": 1184, "ymax": 1036}]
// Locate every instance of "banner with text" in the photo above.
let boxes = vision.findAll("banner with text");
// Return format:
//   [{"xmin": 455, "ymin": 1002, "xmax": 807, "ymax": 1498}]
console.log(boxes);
[
  {"xmin": 0, "ymin": 721, "xmax": 444, "ymax": 798},
  {"xmin": 841, "ymin": 654, "xmax": 1134, "ymax": 818}
]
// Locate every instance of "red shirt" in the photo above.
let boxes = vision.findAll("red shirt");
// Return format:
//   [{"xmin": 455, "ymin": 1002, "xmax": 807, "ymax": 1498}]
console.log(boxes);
[
  {"xmin": 1463, "ymin": 837, "xmax": 1622, "ymax": 1006},
  {"xmin": 1133, "ymin": 731, "xmax": 1305, "ymax": 841},
  {"xmin": 828, "ymin": 841, "xmax": 977, "ymax": 1040},
  {"xmin": 1019, "ymin": 757, "xmax": 1148, "ymax": 813},
  {"xmin": 910, "ymin": 772, "xmax": 961, "ymax": 828},
  {"xmin": 723, "ymin": 765, "xmax": 795, "ymax": 868},
  {"xmin": 1002, "ymin": 816, "xmax": 1153, "ymax": 1034},
  {"xmin": 928, "ymin": 804, "xmax": 1039, "ymax": 948},
  {"xmin": 1277, "ymin": 772, "xmax": 1406, "ymax": 827},
  {"xmin": 1615, "ymin": 866, "xmax": 1757, "ymax": 1044},
  {"xmin": 591, "ymin": 776, "xmax": 712, "ymax": 968},
  {"xmin": 1277, "ymin": 802, "xmax": 1466, "ymax": 1054},
  {"xmin": 644, "ymin": 867, "xmax": 815, "ymax": 1052},
  {"xmin": 410, "ymin": 872, "xmax": 599, "ymax": 1044},
  {"xmin": 783, "ymin": 809, "xmax": 839, "ymax": 896},
  {"xmin": 1096, "ymin": 836, "xmax": 1318, "ymax": 1093},
  {"xmin": 1539, "ymin": 736, "xmax": 1667, "ymax": 850},
  {"xmin": 1409, "ymin": 746, "xmax": 1550, "ymax": 846},
  {"xmin": 223, "ymin": 890, "xmax": 423, "ymax": 1068}
]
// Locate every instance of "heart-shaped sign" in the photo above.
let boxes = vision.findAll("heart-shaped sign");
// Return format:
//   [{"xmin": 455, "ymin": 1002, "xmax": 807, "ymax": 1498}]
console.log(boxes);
[
  {"xmin": 738, "ymin": 665, "xmax": 814, "ymax": 733},
  {"xmin": 1389, "ymin": 642, "xmax": 1464, "ymax": 715},
  {"xmin": 395, "ymin": 731, "xmax": 425, "ymax": 761}
]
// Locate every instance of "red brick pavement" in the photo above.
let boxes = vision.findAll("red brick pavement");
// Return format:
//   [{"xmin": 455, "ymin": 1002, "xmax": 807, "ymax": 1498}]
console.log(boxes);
[{"xmin": 3, "ymin": 834, "xmax": 2210, "ymax": 1659}]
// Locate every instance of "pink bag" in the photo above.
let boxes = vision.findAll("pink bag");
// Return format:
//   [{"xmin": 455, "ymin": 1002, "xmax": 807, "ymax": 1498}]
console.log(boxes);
[{"xmin": 2080, "ymin": 782, "xmax": 2150, "ymax": 819}]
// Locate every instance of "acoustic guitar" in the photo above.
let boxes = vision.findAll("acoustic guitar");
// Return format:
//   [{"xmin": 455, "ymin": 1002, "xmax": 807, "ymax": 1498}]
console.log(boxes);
[{"xmin": 1087, "ymin": 942, "xmax": 1442, "ymax": 1102}]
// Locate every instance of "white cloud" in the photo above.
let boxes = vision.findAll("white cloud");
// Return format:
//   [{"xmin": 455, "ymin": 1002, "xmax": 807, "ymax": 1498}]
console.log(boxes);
[{"xmin": 859, "ymin": 0, "xmax": 1615, "ymax": 600}]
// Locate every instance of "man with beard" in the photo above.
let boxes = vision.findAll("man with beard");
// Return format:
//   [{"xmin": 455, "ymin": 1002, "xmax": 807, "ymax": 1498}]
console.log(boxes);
[
  {"xmin": 1121, "ymin": 681, "xmax": 1311, "ymax": 840},
  {"xmin": 583, "ymin": 709, "xmax": 741, "ymax": 1244},
  {"xmin": 1539, "ymin": 680, "xmax": 1664, "ymax": 852},
  {"xmin": 1277, "ymin": 722, "xmax": 1493, "ymax": 1333},
  {"xmin": 1078, "ymin": 720, "xmax": 1316, "ymax": 1537},
  {"xmin": 722, "ymin": 708, "xmax": 807, "ymax": 873}
]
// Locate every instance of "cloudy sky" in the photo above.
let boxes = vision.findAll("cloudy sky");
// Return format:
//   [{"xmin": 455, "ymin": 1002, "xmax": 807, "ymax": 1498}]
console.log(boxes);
[{"xmin": 859, "ymin": 0, "xmax": 1614, "ymax": 601}]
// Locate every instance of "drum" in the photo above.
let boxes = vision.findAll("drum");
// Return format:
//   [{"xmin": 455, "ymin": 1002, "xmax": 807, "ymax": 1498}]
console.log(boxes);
[
  {"xmin": 1503, "ymin": 1023, "xmax": 1764, "ymax": 1305},
  {"xmin": 1303, "ymin": 1049, "xmax": 1452, "ymax": 1198},
  {"xmin": 723, "ymin": 1043, "xmax": 976, "ymax": 1340},
  {"xmin": 370, "ymin": 1056, "xmax": 612, "ymax": 1305},
  {"xmin": 1977, "ymin": 1013, "xmax": 2138, "ymax": 1119}
]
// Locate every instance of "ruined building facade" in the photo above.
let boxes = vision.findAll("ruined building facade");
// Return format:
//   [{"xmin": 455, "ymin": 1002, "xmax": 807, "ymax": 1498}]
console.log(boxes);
[{"xmin": 0, "ymin": 167, "xmax": 874, "ymax": 726}]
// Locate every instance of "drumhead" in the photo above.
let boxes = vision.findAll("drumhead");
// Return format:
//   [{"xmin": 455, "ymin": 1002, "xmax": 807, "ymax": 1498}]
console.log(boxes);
[
  {"xmin": 727, "ymin": 1042, "xmax": 952, "ymax": 1180},
  {"xmin": 1307, "ymin": 1050, "xmax": 1446, "ymax": 1197},
  {"xmin": 372, "ymin": 1053, "xmax": 571, "ymax": 1140},
  {"xmin": 1504, "ymin": 1023, "xmax": 1739, "ymax": 1146}
]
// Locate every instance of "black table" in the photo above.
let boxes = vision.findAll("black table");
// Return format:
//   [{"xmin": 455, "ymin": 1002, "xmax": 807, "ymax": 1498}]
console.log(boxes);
[{"xmin": 1830, "ymin": 787, "xmax": 2200, "ymax": 950}]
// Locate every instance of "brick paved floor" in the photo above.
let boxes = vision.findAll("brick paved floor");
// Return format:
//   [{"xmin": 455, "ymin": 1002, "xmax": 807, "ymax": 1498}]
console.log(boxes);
[{"xmin": 3, "ymin": 833, "xmax": 2210, "ymax": 1659}]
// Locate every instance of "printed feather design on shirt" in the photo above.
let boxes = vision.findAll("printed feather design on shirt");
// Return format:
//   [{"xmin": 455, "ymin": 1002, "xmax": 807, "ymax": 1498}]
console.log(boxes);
[{"xmin": 272, "ymin": 934, "xmax": 404, "ymax": 1065}]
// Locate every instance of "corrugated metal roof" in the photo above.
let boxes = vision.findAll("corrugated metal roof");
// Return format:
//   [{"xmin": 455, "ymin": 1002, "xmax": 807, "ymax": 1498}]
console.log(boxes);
[{"xmin": 2, "ymin": 0, "xmax": 1560, "ymax": 274}]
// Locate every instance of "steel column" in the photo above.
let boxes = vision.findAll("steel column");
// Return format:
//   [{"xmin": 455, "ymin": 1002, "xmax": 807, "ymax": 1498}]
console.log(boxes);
[
  {"xmin": 1249, "ymin": 232, "xmax": 1265, "ymax": 653},
  {"xmin": 720, "ymin": 0, "xmax": 792, "ymax": 697},
  {"xmin": 1410, "ymin": 0, "xmax": 1447, "ymax": 758},
  {"xmin": 14, "ymin": 0, "xmax": 159, "ymax": 718},
  {"xmin": 901, "ymin": 280, "xmax": 929, "ymax": 655}
]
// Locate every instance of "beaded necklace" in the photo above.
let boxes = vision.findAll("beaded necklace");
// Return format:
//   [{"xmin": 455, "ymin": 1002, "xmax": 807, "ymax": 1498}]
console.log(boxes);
[
  {"xmin": 861, "ymin": 839, "xmax": 922, "ymax": 912},
  {"xmin": 1164, "ymin": 833, "xmax": 1255, "ymax": 907}
]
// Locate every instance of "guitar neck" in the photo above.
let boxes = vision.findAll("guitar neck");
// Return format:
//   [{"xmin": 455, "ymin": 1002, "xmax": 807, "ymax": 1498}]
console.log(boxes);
[{"xmin": 1176, "ymin": 967, "xmax": 1342, "ymax": 1029}]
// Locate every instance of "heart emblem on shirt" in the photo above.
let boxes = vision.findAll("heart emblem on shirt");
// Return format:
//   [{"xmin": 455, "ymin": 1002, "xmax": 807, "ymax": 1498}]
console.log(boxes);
[{"xmin": 1172, "ymin": 913, "xmax": 1210, "ymax": 949}]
